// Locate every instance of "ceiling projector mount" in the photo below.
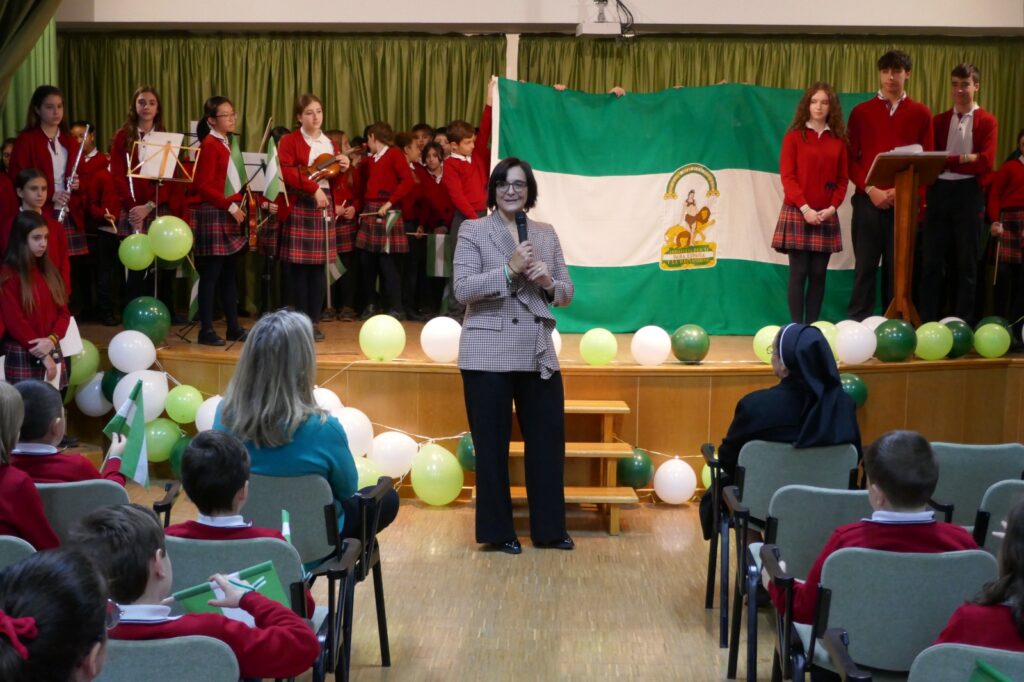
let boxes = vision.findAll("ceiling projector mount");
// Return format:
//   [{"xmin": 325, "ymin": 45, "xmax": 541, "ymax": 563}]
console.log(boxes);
[{"xmin": 576, "ymin": 0, "xmax": 636, "ymax": 38}]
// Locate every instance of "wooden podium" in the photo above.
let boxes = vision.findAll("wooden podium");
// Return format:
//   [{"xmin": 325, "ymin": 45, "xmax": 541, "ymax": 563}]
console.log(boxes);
[{"xmin": 864, "ymin": 152, "xmax": 947, "ymax": 325}]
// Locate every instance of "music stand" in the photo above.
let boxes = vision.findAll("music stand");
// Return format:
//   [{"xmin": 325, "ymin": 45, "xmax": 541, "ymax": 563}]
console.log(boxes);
[{"xmin": 864, "ymin": 151, "xmax": 947, "ymax": 325}]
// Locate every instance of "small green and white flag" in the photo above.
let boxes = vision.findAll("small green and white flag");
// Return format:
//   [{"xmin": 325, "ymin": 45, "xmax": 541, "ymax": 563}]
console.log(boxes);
[
  {"xmin": 224, "ymin": 134, "xmax": 248, "ymax": 198},
  {"xmin": 185, "ymin": 259, "xmax": 199, "ymax": 322},
  {"xmin": 281, "ymin": 510, "xmax": 292, "ymax": 545},
  {"xmin": 425, "ymin": 233, "xmax": 453, "ymax": 277},
  {"xmin": 263, "ymin": 137, "xmax": 283, "ymax": 201},
  {"xmin": 382, "ymin": 210, "xmax": 400, "ymax": 254},
  {"xmin": 102, "ymin": 379, "xmax": 148, "ymax": 487},
  {"xmin": 172, "ymin": 561, "xmax": 289, "ymax": 626},
  {"xmin": 328, "ymin": 256, "xmax": 346, "ymax": 283}
]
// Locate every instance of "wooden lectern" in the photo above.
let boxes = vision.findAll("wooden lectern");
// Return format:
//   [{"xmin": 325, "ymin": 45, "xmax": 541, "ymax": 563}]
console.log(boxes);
[{"xmin": 864, "ymin": 151, "xmax": 948, "ymax": 325}]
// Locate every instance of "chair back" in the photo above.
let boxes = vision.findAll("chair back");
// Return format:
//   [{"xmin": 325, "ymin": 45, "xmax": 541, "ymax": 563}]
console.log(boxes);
[
  {"xmin": 355, "ymin": 476, "xmax": 394, "ymax": 579},
  {"xmin": 736, "ymin": 441, "xmax": 858, "ymax": 523},
  {"xmin": 98, "ymin": 635, "xmax": 239, "ymax": 682},
  {"xmin": 820, "ymin": 548, "xmax": 997, "ymax": 672},
  {"xmin": 908, "ymin": 642, "xmax": 1024, "ymax": 682},
  {"xmin": 767, "ymin": 485, "xmax": 872, "ymax": 579},
  {"xmin": 976, "ymin": 479, "xmax": 1024, "ymax": 555},
  {"xmin": 932, "ymin": 442, "xmax": 1024, "ymax": 525},
  {"xmin": 246, "ymin": 474, "xmax": 337, "ymax": 565},
  {"xmin": 35, "ymin": 480, "xmax": 130, "ymax": 544},
  {"xmin": 0, "ymin": 536, "xmax": 35, "ymax": 571}
]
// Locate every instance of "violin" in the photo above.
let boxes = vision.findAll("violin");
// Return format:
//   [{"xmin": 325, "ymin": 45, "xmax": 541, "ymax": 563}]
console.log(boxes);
[{"xmin": 302, "ymin": 153, "xmax": 344, "ymax": 183}]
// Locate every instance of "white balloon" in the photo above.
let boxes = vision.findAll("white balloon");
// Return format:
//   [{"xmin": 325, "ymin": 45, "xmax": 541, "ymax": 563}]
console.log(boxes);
[
  {"xmin": 862, "ymin": 315, "xmax": 888, "ymax": 331},
  {"xmin": 107, "ymin": 330, "xmax": 157, "ymax": 373},
  {"xmin": 835, "ymin": 320, "xmax": 861, "ymax": 333},
  {"xmin": 313, "ymin": 386, "xmax": 343, "ymax": 411},
  {"xmin": 630, "ymin": 325, "xmax": 672, "ymax": 366},
  {"xmin": 112, "ymin": 370, "xmax": 169, "ymax": 422},
  {"xmin": 369, "ymin": 431, "xmax": 418, "ymax": 478},
  {"xmin": 653, "ymin": 458, "xmax": 697, "ymax": 505},
  {"xmin": 939, "ymin": 316, "xmax": 964, "ymax": 325},
  {"xmin": 835, "ymin": 322, "xmax": 877, "ymax": 365},
  {"xmin": 74, "ymin": 372, "xmax": 112, "ymax": 417},
  {"xmin": 551, "ymin": 329, "xmax": 562, "ymax": 357},
  {"xmin": 332, "ymin": 406, "xmax": 374, "ymax": 457},
  {"xmin": 195, "ymin": 395, "xmax": 223, "ymax": 432},
  {"xmin": 419, "ymin": 317, "xmax": 462, "ymax": 363}
]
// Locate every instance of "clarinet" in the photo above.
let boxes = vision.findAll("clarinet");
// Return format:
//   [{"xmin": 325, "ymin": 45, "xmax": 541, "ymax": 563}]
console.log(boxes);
[{"xmin": 58, "ymin": 124, "xmax": 90, "ymax": 224}]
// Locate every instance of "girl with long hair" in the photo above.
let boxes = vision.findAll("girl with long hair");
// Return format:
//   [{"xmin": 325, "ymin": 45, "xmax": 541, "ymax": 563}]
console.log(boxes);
[{"xmin": 13, "ymin": 168, "xmax": 70, "ymax": 293}]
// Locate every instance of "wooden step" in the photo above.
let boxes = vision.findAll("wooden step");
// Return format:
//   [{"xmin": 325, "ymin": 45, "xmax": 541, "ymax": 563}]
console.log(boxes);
[
  {"xmin": 508, "ymin": 441, "xmax": 634, "ymax": 458},
  {"xmin": 511, "ymin": 485, "xmax": 639, "ymax": 505},
  {"xmin": 512, "ymin": 399, "xmax": 630, "ymax": 415}
]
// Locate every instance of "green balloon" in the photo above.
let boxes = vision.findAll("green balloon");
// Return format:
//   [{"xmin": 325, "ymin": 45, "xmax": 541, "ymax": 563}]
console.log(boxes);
[
  {"xmin": 148, "ymin": 215, "xmax": 194, "ymax": 261},
  {"xmin": 914, "ymin": 322, "xmax": 954, "ymax": 361},
  {"xmin": 411, "ymin": 443, "xmax": 464, "ymax": 506},
  {"xmin": 123, "ymin": 296, "xmax": 171, "ymax": 345},
  {"xmin": 753, "ymin": 325, "xmax": 780, "ymax": 364},
  {"xmin": 354, "ymin": 456, "xmax": 383, "ymax": 490},
  {"xmin": 975, "ymin": 316, "xmax": 1010, "ymax": 332},
  {"xmin": 874, "ymin": 319, "xmax": 916, "ymax": 362},
  {"xmin": 358, "ymin": 314, "xmax": 406, "ymax": 361},
  {"xmin": 617, "ymin": 448, "xmax": 653, "ymax": 488},
  {"xmin": 165, "ymin": 385, "xmax": 203, "ymax": 424},
  {"xmin": 63, "ymin": 383, "xmax": 77, "ymax": 406},
  {"xmin": 701, "ymin": 464, "xmax": 712, "ymax": 489},
  {"xmin": 671, "ymin": 324, "xmax": 710, "ymax": 364},
  {"xmin": 101, "ymin": 369, "xmax": 126, "ymax": 403},
  {"xmin": 974, "ymin": 323, "xmax": 1011, "ymax": 358},
  {"xmin": 456, "ymin": 433, "xmax": 476, "ymax": 472},
  {"xmin": 811, "ymin": 320, "xmax": 839, "ymax": 359},
  {"xmin": 119, "ymin": 233, "xmax": 155, "ymax": 271},
  {"xmin": 946, "ymin": 321, "xmax": 974, "ymax": 358},
  {"xmin": 156, "ymin": 256, "xmax": 185, "ymax": 270},
  {"xmin": 579, "ymin": 328, "xmax": 618, "ymax": 366},
  {"xmin": 145, "ymin": 418, "xmax": 182, "ymax": 463},
  {"xmin": 839, "ymin": 372, "xmax": 868, "ymax": 408},
  {"xmin": 169, "ymin": 435, "xmax": 192, "ymax": 479},
  {"xmin": 68, "ymin": 339, "xmax": 100, "ymax": 386}
]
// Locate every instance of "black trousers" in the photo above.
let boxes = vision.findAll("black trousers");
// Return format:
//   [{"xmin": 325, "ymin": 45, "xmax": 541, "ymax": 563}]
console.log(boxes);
[
  {"xmin": 443, "ymin": 209, "xmax": 485, "ymax": 317},
  {"xmin": 287, "ymin": 262, "xmax": 327, "ymax": 326},
  {"xmin": 68, "ymin": 254, "xmax": 93, "ymax": 319},
  {"xmin": 340, "ymin": 488, "xmax": 401, "ymax": 539},
  {"xmin": 920, "ymin": 179, "xmax": 984, "ymax": 323},
  {"xmin": 787, "ymin": 250, "xmax": 830, "ymax": 323},
  {"xmin": 125, "ymin": 264, "xmax": 175, "ymax": 313},
  {"xmin": 359, "ymin": 250, "xmax": 402, "ymax": 314},
  {"xmin": 93, "ymin": 231, "xmax": 122, "ymax": 319},
  {"xmin": 328, "ymin": 251, "xmax": 358, "ymax": 312},
  {"xmin": 402, "ymin": 225, "xmax": 428, "ymax": 314},
  {"xmin": 461, "ymin": 369, "xmax": 567, "ymax": 544},
  {"xmin": 197, "ymin": 253, "xmax": 241, "ymax": 334},
  {"xmin": 847, "ymin": 192, "xmax": 894, "ymax": 321}
]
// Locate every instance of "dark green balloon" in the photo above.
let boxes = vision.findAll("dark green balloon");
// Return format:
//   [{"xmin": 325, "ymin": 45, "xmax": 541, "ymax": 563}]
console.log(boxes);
[
  {"xmin": 839, "ymin": 372, "xmax": 868, "ymax": 408},
  {"xmin": 945, "ymin": 321, "xmax": 974, "ymax": 358},
  {"xmin": 618, "ymin": 448, "xmax": 653, "ymax": 489},
  {"xmin": 456, "ymin": 433, "xmax": 475, "ymax": 472},
  {"xmin": 874, "ymin": 319, "xmax": 916, "ymax": 362},
  {"xmin": 123, "ymin": 296, "xmax": 171, "ymax": 344},
  {"xmin": 975, "ymin": 316, "xmax": 1010, "ymax": 331},
  {"xmin": 169, "ymin": 435, "xmax": 193, "ymax": 480},
  {"xmin": 670, "ymin": 324, "xmax": 710, "ymax": 364},
  {"xmin": 101, "ymin": 369, "xmax": 127, "ymax": 403},
  {"xmin": 157, "ymin": 256, "xmax": 185, "ymax": 270}
]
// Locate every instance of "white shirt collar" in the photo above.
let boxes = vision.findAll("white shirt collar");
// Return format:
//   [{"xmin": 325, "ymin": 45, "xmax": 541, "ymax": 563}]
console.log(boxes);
[
  {"xmin": 953, "ymin": 103, "xmax": 980, "ymax": 120},
  {"xmin": 867, "ymin": 509, "xmax": 935, "ymax": 524},
  {"xmin": 85, "ymin": 149, "xmax": 98, "ymax": 160},
  {"xmin": 11, "ymin": 442, "xmax": 59, "ymax": 456},
  {"xmin": 196, "ymin": 514, "xmax": 251, "ymax": 528},
  {"xmin": 372, "ymin": 144, "xmax": 389, "ymax": 162},
  {"xmin": 116, "ymin": 603, "xmax": 180, "ymax": 623},
  {"xmin": 805, "ymin": 122, "xmax": 831, "ymax": 138},
  {"xmin": 1018, "ymin": 156, "xmax": 1024, "ymax": 167},
  {"xmin": 450, "ymin": 152, "xmax": 471, "ymax": 163}
]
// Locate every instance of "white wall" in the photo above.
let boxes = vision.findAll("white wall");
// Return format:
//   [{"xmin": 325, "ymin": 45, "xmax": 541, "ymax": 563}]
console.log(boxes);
[{"xmin": 56, "ymin": 0, "xmax": 1024, "ymax": 33}]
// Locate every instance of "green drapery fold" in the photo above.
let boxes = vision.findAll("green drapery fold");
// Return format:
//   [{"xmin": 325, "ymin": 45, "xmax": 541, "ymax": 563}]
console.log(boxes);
[
  {"xmin": 518, "ymin": 34, "xmax": 1024, "ymax": 158},
  {"xmin": 0, "ymin": 2, "xmax": 60, "ymax": 139},
  {"xmin": 58, "ymin": 32, "xmax": 506, "ymax": 150}
]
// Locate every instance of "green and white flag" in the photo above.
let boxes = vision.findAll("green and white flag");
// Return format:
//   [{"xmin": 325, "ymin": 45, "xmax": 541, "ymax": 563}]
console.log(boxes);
[
  {"xmin": 328, "ymin": 255, "xmax": 346, "ymax": 283},
  {"xmin": 263, "ymin": 137, "xmax": 283, "ymax": 201},
  {"xmin": 172, "ymin": 561, "xmax": 289, "ymax": 626},
  {"xmin": 102, "ymin": 379, "xmax": 148, "ymax": 487},
  {"xmin": 224, "ymin": 134, "xmax": 248, "ymax": 198},
  {"xmin": 382, "ymin": 210, "xmax": 400, "ymax": 254},
  {"xmin": 425, "ymin": 233, "xmax": 453, "ymax": 277},
  {"xmin": 185, "ymin": 259, "xmax": 199, "ymax": 322},
  {"xmin": 493, "ymin": 79, "xmax": 872, "ymax": 334}
]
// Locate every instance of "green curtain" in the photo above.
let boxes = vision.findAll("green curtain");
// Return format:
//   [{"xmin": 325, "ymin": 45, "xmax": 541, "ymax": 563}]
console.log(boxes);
[
  {"xmin": 0, "ymin": 2, "xmax": 60, "ymax": 139},
  {"xmin": 0, "ymin": 19, "xmax": 57, "ymax": 140},
  {"xmin": 519, "ymin": 34, "xmax": 1024, "ymax": 158},
  {"xmin": 58, "ymin": 32, "xmax": 506, "ymax": 151}
]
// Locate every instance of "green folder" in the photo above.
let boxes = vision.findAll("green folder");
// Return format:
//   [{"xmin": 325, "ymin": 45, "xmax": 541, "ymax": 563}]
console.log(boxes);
[{"xmin": 172, "ymin": 560, "xmax": 289, "ymax": 617}]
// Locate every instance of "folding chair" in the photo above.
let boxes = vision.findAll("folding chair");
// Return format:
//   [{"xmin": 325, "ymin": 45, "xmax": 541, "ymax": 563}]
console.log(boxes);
[
  {"xmin": 972, "ymin": 479, "xmax": 1024, "ymax": 555},
  {"xmin": 822, "ymin": 636, "xmax": 1024, "ymax": 682},
  {"xmin": 931, "ymin": 442, "xmax": 1024, "ymax": 525},
  {"xmin": 98, "ymin": 635, "xmax": 239, "ymax": 682},
  {"xmin": 0, "ymin": 535, "xmax": 36, "ymax": 571},
  {"xmin": 35, "ymin": 480, "xmax": 129, "ymax": 544}
]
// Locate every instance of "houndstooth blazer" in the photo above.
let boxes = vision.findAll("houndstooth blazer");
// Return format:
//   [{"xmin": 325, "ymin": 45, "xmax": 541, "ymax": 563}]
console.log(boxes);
[{"xmin": 454, "ymin": 211, "xmax": 573, "ymax": 379}]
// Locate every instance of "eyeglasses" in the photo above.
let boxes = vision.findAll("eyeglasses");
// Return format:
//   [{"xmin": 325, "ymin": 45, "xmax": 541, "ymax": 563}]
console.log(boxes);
[
  {"xmin": 105, "ymin": 599, "xmax": 121, "ymax": 630},
  {"xmin": 496, "ymin": 180, "xmax": 527, "ymax": 194},
  {"xmin": 216, "ymin": 112, "xmax": 237, "ymax": 119}
]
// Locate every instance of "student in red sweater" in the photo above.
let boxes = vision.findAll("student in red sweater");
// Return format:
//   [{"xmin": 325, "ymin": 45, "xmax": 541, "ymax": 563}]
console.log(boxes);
[
  {"xmin": 0, "ymin": 211, "xmax": 70, "ymax": 388},
  {"xmin": 771, "ymin": 82, "xmax": 849, "ymax": 324},
  {"xmin": 397, "ymin": 131, "xmax": 430, "ymax": 321},
  {"xmin": 988, "ymin": 128, "xmax": 1024, "ymax": 348},
  {"xmin": 846, "ymin": 50, "xmax": 933, "ymax": 321},
  {"xmin": 920, "ymin": 63, "xmax": 998, "ymax": 324},
  {"xmin": 356, "ymin": 120, "xmax": 416, "ymax": 320},
  {"xmin": 325, "ymin": 129, "xmax": 362, "ymax": 322},
  {"xmin": 13, "ymin": 168, "xmax": 70, "ymax": 292},
  {"xmin": 764, "ymin": 430, "xmax": 976, "ymax": 624},
  {"xmin": 416, "ymin": 141, "xmax": 453, "ymax": 315},
  {"xmin": 9, "ymin": 380, "xmax": 126, "ymax": 485},
  {"xmin": 936, "ymin": 498, "xmax": 1024, "ymax": 652},
  {"xmin": 0, "ymin": 381, "xmax": 59, "ymax": 550},
  {"xmin": 68, "ymin": 504, "xmax": 320, "ymax": 680},
  {"xmin": 433, "ymin": 127, "xmax": 451, "ymax": 159}
]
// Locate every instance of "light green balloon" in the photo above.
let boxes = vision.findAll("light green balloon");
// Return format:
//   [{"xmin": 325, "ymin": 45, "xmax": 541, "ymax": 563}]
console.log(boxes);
[
  {"xmin": 580, "ymin": 328, "xmax": 618, "ymax": 366},
  {"xmin": 811, "ymin": 320, "xmax": 838, "ymax": 359},
  {"xmin": 359, "ymin": 314, "xmax": 406, "ymax": 361},
  {"xmin": 701, "ymin": 464, "xmax": 712, "ymax": 489},
  {"xmin": 411, "ymin": 443, "xmax": 464, "ymax": 506},
  {"xmin": 148, "ymin": 215, "xmax": 194, "ymax": 261},
  {"xmin": 164, "ymin": 385, "xmax": 203, "ymax": 424},
  {"xmin": 752, "ymin": 325, "xmax": 781, "ymax": 364},
  {"xmin": 145, "ymin": 418, "xmax": 181, "ymax": 463},
  {"xmin": 914, "ymin": 322, "xmax": 954, "ymax": 361},
  {"xmin": 69, "ymin": 339, "xmax": 100, "ymax": 386},
  {"xmin": 119, "ymin": 233, "xmax": 155, "ymax": 271},
  {"xmin": 354, "ymin": 456, "xmax": 383, "ymax": 490},
  {"xmin": 974, "ymin": 323, "xmax": 1011, "ymax": 358}
]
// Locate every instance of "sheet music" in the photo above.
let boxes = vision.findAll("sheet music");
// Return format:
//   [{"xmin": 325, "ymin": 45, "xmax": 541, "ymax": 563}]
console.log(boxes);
[
  {"xmin": 242, "ymin": 152, "xmax": 268, "ymax": 192},
  {"xmin": 137, "ymin": 132, "xmax": 185, "ymax": 179}
]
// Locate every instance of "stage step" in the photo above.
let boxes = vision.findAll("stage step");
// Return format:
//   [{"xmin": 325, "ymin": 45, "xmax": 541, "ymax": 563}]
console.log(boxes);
[
  {"xmin": 513, "ymin": 399, "xmax": 630, "ymax": 415},
  {"xmin": 509, "ymin": 485, "xmax": 639, "ymax": 505},
  {"xmin": 509, "ymin": 441, "xmax": 633, "ymax": 458}
]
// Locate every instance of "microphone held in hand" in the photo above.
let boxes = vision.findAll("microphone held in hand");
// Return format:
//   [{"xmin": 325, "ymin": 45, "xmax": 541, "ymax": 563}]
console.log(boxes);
[{"xmin": 515, "ymin": 211, "xmax": 528, "ymax": 243}]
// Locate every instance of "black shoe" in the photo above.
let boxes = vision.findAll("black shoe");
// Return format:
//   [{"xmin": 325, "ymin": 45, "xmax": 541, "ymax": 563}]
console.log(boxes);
[
  {"xmin": 407, "ymin": 310, "xmax": 429, "ymax": 322},
  {"xmin": 171, "ymin": 313, "xmax": 188, "ymax": 325},
  {"xmin": 534, "ymin": 535, "xmax": 574, "ymax": 550},
  {"xmin": 320, "ymin": 308, "xmax": 336, "ymax": 322},
  {"xmin": 198, "ymin": 330, "xmax": 225, "ymax": 346},
  {"xmin": 482, "ymin": 539, "xmax": 522, "ymax": 555},
  {"xmin": 390, "ymin": 310, "xmax": 407, "ymax": 321},
  {"xmin": 226, "ymin": 327, "xmax": 247, "ymax": 342},
  {"xmin": 338, "ymin": 306, "xmax": 357, "ymax": 322},
  {"xmin": 359, "ymin": 305, "xmax": 379, "ymax": 321},
  {"xmin": 59, "ymin": 434, "xmax": 80, "ymax": 449},
  {"xmin": 101, "ymin": 314, "xmax": 119, "ymax": 327},
  {"xmin": 313, "ymin": 326, "xmax": 325, "ymax": 342}
]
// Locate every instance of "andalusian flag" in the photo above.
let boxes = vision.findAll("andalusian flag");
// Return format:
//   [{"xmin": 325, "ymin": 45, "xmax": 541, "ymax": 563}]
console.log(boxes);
[
  {"xmin": 184, "ymin": 259, "xmax": 199, "ymax": 321},
  {"xmin": 263, "ymin": 137, "xmax": 283, "ymax": 201},
  {"xmin": 102, "ymin": 379, "xmax": 148, "ymax": 487},
  {"xmin": 224, "ymin": 134, "xmax": 248, "ymax": 198},
  {"xmin": 493, "ymin": 79, "xmax": 872, "ymax": 333},
  {"xmin": 328, "ymin": 255, "xmax": 346, "ymax": 283},
  {"xmin": 172, "ymin": 561, "xmax": 289, "ymax": 626},
  {"xmin": 425, "ymin": 233, "xmax": 453, "ymax": 277}
]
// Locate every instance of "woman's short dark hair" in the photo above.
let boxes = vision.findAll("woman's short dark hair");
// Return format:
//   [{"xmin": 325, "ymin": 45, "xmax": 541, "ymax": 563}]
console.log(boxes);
[{"xmin": 487, "ymin": 157, "xmax": 539, "ymax": 211}]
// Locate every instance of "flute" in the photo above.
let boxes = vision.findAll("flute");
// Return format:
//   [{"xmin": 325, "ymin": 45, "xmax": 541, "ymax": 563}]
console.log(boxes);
[{"xmin": 58, "ymin": 123, "xmax": 90, "ymax": 224}]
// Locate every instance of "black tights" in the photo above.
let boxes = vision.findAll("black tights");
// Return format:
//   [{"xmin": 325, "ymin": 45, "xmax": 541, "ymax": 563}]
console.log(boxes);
[
  {"xmin": 288, "ymin": 262, "xmax": 327, "ymax": 326},
  {"xmin": 788, "ymin": 250, "xmax": 830, "ymax": 323},
  {"xmin": 197, "ymin": 253, "xmax": 241, "ymax": 334}
]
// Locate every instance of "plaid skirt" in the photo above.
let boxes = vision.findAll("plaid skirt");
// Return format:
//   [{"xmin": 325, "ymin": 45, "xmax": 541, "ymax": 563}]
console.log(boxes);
[
  {"xmin": 998, "ymin": 208, "xmax": 1024, "ymax": 264},
  {"xmin": 63, "ymin": 216, "xmax": 89, "ymax": 256},
  {"xmin": 356, "ymin": 200, "xmax": 408, "ymax": 254},
  {"xmin": 771, "ymin": 204, "xmax": 843, "ymax": 254},
  {"xmin": 116, "ymin": 209, "xmax": 157, "ymax": 237},
  {"xmin": 280, "ymin": 196, "xmax": 335, "ymax": 265},
  {"xmin": 191, "ymin": 203, "xmax": 247, "ymax": 257},
  {"xmin": 257, "ymin": 215, "xmax": 280, "ymax": 258},
  {"xmin": 2, "ymin": 340, "xmax": 68, "ymax": 389},
  {"xmin": 336, "ymin": 218, "xmax": 358, "ymax": 254}
]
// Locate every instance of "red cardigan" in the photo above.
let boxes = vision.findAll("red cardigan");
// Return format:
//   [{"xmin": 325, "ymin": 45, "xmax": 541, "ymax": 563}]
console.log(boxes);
[
  {"xmin": 769, "ymin": 519, "xmax": 977, "ymax": 624},
  {"xmin": 111, "ymin": 592, "xmax": 320, "ymax": 679},
  {"xmin": 8, "ymin": 127, "xmax": 80, "ymax": 214},
  {"xmin": 0, "ymin": 265, "xmax": 71, "ymax": 348},
  {"xmin": 0, "ymin": 464, "xmax": 60, "ymax": 550},
  {"xmin": 932, "ymin": 108, "xmax": 998, "ymax": 178},
  {"xmin": 11, "ymin": 448, "xmax": 126, "ymax": 486},
  {"xmin": 847, "ymin": 96, "xmax": 934, "ymax": 192},
  {"xmin": 75, "ymin": 152, "xmax": 121, "ymax": 229},
  {"xmin": 440, "ymin": 105, "xmax": 492, "ymax": 217},
  {"xmin": 396, "ymin": 161, "xmax": 424, "ymax": 221},
  {"xmin": 987, "ymin": 158, "xmax": 1024, "ymax": 221},
  {"xmin": 191, "ymin": 134, "xmax": 242, "ymax": 210},
  {"xmin": 780, "ymin": 128, "xmax": 849, "ymax": 210},
  {"xmin": 277, "ymin": 129, "xmax": 347, "ymax": 204},
  {"xmin": 935, "ymin": 603, "xmax": 1024, "ymax": 652},
  {"xmin": 108, "ymin": 128, "xmax": 184, "ymax": 215},
  {"xmin": 416, "ymin": 164, "xmax": 454, "ymax": 229},
  {"xmin": 360, "ymin": 146, "xmax": 416, "ymax": 206}
]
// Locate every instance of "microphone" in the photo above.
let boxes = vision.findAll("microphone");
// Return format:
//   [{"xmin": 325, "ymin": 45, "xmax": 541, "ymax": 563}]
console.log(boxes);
[{"xmin": 515, "ymin": 211, "xmax": 528, "ymax": 243}]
